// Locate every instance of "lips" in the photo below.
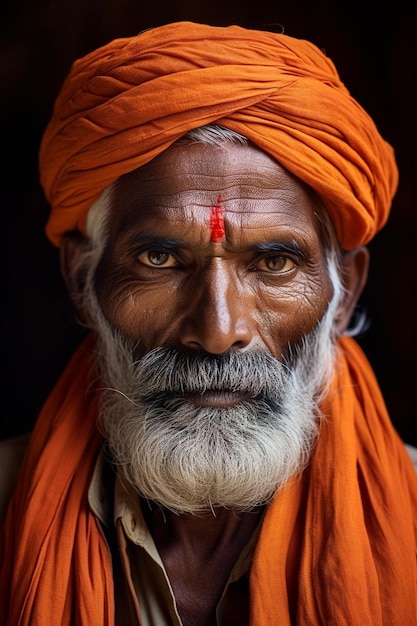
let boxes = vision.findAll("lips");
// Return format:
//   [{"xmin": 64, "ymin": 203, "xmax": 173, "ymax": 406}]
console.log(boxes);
[{"xmin": 182, "ymin": 390, "xmax": 251, "ymax": 407}]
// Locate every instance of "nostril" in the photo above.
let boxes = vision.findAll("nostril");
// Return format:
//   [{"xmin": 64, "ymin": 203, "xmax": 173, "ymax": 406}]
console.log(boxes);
[{"xmin": 179, "ymin": 321, "xmax": 253, "ymax": 355}]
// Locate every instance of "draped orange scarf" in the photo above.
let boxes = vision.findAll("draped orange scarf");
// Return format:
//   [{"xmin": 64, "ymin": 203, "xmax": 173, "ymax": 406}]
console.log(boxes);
[{"xmin": 1, "ymin": 334, "xmax": 416, "ymax": 625}]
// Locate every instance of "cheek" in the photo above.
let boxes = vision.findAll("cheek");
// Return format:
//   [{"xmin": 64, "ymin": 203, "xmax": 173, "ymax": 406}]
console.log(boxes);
[
  {"xmin": 97, "ymin": 275, "xmax": 181, "ymax": 351},
  {"xmin": 256, "ymin": 274, "xmax": 333, "ymax": 351}
]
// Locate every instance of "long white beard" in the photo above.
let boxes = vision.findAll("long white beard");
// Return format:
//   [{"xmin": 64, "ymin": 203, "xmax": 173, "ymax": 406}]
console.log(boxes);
[{"xmin": 87, "ymin": 287, "xmax": 339, "ymax": 514}]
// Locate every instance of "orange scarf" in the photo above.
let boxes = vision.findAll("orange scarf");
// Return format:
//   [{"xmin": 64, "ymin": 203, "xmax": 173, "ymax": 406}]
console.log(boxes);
[{"xmin": 1, "ymin": 334, "xmax": 416, "ymax": 624}]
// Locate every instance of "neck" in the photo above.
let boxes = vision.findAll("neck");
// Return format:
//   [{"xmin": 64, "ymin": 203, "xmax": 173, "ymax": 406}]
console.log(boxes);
[
  {"xmin": 142, "ymin": 499, "xmax": 265, "ymax": 560},
  {"xmin": 140, "ymin": 500, "xmax": 264, "ymax": 626}
]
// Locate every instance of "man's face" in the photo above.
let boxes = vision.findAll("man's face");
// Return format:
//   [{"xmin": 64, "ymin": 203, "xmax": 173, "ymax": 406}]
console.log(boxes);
[
  {"xmin": 88, "ymin": 141, "xmax": 338, "ymax": 513},
  {"xmin": 95, "ymin": 141, "xmax": 333, "ymax": 363}
]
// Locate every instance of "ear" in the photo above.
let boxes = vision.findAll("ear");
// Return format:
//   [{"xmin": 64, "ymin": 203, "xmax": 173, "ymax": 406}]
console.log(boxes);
[
  {"xmin": 334, "ymin": 246, "xmax": 370, "ymax": 335},
  {"xmin": 59, "ymin": 231, "xmax": 91, "ymax": 322}
]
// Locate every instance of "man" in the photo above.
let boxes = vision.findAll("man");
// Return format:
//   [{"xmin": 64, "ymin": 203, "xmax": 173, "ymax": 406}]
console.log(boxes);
[{"xmin": 1, "ymin": 21, "xmax": 416, "ymax": 626}]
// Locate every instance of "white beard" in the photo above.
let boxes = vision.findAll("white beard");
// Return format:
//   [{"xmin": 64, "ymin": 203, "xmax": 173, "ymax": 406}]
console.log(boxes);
[{"xmin": 86, "ymin": 283, "xmax": 340, "ymax": 514}]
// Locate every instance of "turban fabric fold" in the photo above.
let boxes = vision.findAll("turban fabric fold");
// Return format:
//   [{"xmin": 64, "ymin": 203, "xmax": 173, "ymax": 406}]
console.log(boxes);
[{"xmin": 39, "ymin": 21, "xmax": 398, "ymax": 250}]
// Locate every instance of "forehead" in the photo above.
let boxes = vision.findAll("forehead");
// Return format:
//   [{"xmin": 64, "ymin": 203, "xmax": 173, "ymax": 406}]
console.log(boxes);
[{"xmin": 114, "ymin": 141, "xmax": 324, "ymax": 242}]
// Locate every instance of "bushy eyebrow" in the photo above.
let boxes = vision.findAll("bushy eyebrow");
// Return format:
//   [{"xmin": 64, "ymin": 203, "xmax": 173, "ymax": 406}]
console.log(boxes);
[
  {"xmin": 129, "ymin": 236, "xmax": 185, "ymax": 251},
  {"xmin": 251, "ymin": 240, "xmax": 307, "ymax": 260}
]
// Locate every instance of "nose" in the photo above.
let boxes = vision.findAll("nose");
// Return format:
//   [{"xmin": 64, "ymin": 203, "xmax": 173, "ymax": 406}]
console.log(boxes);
[{"xmin": 178, "ymin": 262, "xmax": 254, "ymax": 354}]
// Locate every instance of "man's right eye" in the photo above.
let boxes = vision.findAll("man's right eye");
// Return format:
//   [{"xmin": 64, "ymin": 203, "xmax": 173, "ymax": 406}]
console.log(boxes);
[{"xmin": 137, "ymin": 249, "xmax": 178, "ymax": 267}]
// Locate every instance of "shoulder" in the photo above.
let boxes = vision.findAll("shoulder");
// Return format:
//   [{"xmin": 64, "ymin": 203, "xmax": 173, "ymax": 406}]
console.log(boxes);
[
  {"xmin": 405, "ymin": 443, "xmax": 417, "ymax": 472},
  {"xmin": 0, "ymin": 433, "xmax": 30, "ymax": 525}
]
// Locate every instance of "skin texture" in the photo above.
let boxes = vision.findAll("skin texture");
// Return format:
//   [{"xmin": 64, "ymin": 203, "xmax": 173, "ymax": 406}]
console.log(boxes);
[
  {"xmin": 61, "ymin": 142, "xmax": 369, "ymax": 626},
  {"xmin": 95, "ymin": 143, "xmax": 334, "ymax": 362}
]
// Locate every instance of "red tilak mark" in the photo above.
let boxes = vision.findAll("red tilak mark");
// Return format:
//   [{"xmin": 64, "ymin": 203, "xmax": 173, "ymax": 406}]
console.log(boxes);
[{"xmin": 210, "ymin": 196, "xmax": 225, "ymax": 242}]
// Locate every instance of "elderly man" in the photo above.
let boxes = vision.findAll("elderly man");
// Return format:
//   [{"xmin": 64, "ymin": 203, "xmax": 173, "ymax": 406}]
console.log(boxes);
[{"xmin": 1, "ymin": 21, "xmax": 416, "ymax": 626}]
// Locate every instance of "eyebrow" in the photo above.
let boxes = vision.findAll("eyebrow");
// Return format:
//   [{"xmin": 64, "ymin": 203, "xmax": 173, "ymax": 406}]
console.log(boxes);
[
  {"xmin": 130, "ymin": 236, "xmax": 184, "ymax": 250},
  {"xmin": 251, "ymin": 240, "xmax": 307, "ymax": 259}
]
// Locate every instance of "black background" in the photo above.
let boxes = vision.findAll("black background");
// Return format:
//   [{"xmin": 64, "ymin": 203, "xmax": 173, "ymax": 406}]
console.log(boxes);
[{"xmin": 1, "ymin": 0, "xmax": 415, "ymax": 444}]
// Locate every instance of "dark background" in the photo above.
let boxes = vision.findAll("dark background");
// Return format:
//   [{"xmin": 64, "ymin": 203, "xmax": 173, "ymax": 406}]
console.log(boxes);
[{"xmin": 1, "ymin": 1, "xmax": 415, "ymax": 444}]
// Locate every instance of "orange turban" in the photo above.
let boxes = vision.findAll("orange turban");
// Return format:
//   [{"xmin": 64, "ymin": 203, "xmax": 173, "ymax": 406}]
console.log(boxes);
[{"xmin": 39, "ymin": 21, "xmax": 398, "ymax": 250}]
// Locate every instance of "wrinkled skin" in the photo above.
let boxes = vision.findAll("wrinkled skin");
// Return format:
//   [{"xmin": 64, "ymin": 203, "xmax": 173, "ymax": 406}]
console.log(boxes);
[{"xmin": 95, "ymin": 142, "xmax": 333, "ymax": 364}]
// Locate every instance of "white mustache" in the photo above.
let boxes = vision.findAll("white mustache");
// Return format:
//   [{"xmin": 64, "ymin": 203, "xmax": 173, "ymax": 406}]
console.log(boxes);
[{"xmin": 130, "ymin": 348, "xmax": 288, "ymax": 400}]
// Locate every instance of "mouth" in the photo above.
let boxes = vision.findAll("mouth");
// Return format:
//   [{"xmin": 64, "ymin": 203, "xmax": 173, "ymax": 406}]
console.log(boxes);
[{"xmin": 182, "ymin": 390, "xmax": 251, "ymax": 408}]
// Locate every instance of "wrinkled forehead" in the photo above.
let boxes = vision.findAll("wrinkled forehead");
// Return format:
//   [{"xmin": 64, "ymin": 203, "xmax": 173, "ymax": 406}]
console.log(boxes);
[
  {"xmin": 120, "ymin": 140, "xmax": 306, "ymax": 191},
  {"xmin": 116, "ymin": 141, "xmax": 323, "ymax": 223},
  {"xmin": 86, "ymin": 140, "xmax": 338, "ymax": 255}
]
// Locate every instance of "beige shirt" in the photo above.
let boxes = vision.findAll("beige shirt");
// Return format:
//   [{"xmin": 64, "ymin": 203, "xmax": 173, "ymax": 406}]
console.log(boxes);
[{"xmin": 88, "ymin": 450, "xmax": 260, "ymax": 626}]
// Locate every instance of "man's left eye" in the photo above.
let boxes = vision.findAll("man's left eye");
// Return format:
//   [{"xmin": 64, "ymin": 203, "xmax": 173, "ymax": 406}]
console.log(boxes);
[
  {"xmin": 137, "ymin": 249, "xmax": 177, "ymax": 267},
  {"xmin": 256, "ymin": 255, "xmax": 296, "ymax": 273}
]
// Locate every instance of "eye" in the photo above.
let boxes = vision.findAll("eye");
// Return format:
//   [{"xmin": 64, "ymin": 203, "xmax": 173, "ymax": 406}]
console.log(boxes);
[
  {"xmin": 137, "ymin": 249, "xmax": 178, "ymax": 268},
  {"xmin": 253, "ymin": 255, "xmax": 296, "ymax": 273}
]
